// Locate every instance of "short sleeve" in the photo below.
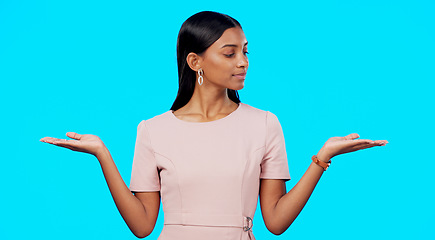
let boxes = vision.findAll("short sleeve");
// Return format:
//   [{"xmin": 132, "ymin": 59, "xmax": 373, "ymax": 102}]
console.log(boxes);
[
  {"xmin": 260, "ymin": 111, "xmax": 291, "ymax": 181},
  {"xmin": 129, "ymin": 120, "xmax": 160, "ymax": 192}
]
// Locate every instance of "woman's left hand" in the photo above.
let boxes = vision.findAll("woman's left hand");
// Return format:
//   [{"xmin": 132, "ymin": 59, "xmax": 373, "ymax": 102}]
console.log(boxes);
[{"xmin": 316, "ymin": 133, "xmax": 388, "ymax": 162}]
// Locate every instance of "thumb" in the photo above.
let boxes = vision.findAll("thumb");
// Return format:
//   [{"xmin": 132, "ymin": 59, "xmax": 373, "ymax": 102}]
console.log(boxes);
[
  {"xmin": 343, "ymin": 133, "xmax": 360, "ymax": 140},
  {"xmin": 66, "ymin": 132, "xmax": 82, "ymax": 140}
]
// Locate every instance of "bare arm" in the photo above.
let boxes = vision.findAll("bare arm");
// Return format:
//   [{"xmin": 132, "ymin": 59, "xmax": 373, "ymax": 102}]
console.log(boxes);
[
  {"xmin": 260, "ymin": 162, "xmax": 324, "ymax": 235},
  {"xmin": 97, "ymin": 148, "xmax": 160, "ymax": 238},
  {"xmin": 260, "ymin": 133, "xmax": 388, "ymax": 235},
  {"xmin": 41, "ymin": 133, "xmax": 160, "ymax": 238}
]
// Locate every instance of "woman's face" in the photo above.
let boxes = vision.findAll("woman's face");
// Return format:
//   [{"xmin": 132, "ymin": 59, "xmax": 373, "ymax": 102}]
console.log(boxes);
[{"xmin": 199, "ymin": 27, "xmax": 249, "ymax": 91}]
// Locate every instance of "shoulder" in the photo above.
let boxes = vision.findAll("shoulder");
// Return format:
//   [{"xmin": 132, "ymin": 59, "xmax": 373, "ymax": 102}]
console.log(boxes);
[
  {"xmin": 137, "ymin": 110, "xmax": 173, "ymax": 129},
  {"xmin": 239, "ymin": 103, "xmax": 280, "ymax": 123},
  {"xmin": 240, "ymin": 102, "xmax": 267, "ymax": 116}
]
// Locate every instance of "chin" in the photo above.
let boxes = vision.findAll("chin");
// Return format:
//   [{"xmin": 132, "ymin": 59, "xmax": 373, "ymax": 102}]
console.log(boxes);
[
  {"xmin": 237, "ymin": 82, "xmax": 245, "ymax": 90},
  {"xmin": 225, "ymin": 78, "xmax": 245, "ymax": 91},
  {"xmin": 236, "ymin": 85, "xmax": 245, "ymax": 91},
  {"xmin": 228, "ymin": 83, "xmax": 244, "ymax": 91}
]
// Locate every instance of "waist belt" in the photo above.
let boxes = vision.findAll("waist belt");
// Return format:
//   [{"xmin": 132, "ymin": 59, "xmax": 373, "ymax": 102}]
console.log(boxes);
[{"xmin": 164, "ymin": 213, "xmax": 253, "ymax": 231}]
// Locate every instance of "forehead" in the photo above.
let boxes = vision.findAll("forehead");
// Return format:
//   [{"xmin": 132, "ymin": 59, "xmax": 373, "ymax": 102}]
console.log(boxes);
[{"xmin": 210, "ymin": 27, "xmax": 247, "ymax": 49}]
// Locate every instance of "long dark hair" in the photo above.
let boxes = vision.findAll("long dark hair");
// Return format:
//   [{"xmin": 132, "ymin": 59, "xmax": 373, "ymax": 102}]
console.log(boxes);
[{"xmin": 170, "ymin": 11, "xmax": 242, "ymax": 111}]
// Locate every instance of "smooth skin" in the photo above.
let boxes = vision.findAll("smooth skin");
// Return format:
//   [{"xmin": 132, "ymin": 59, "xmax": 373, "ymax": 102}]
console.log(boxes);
[{"xmin": 40, "ymin": 27, "xmax": 388, "ymax": 237}]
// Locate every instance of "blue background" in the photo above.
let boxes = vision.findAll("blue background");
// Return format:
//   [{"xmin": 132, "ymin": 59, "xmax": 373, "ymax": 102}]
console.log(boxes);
[{"xmin": 1, "ymin": 0, "xmax": 434, "ymax": 239}]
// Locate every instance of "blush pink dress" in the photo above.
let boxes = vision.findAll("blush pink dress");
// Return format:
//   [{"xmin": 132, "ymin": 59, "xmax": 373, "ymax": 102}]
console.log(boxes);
[{"xmin": 129, "ymin": 103, "xmax": 290, "ymax": 240}]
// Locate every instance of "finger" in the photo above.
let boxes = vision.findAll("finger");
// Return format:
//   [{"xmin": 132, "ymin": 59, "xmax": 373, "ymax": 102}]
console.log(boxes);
[
  {"xmin": 53, "ymin": 141, "xmax": 82, "ymax": 151},
  {"xmin": 50, "ymin": 142, "xmax": 77, "ymax": 151},
  {"xmin": 341, "ymin": 139, "xmax": 375, "ymax": 148},
  {"xmin": 374, "ymin": 140, "xmax": 389, "ymax": 146},
  {"xmin": 66, "ymin": 132, "xmax": 82, "ymax": 140},
  {"xmin": 342, "ymin": 142, "xmax": 387, "ymax": 154},
  {"xmin": 353, "ymin": 139, "xmax": 389, "ymax": 146},
  {"xmin": 341, "ymin": 145, "xmax": 374, "ymax": 154},
  {"xmin": 56, "ymin": 144, "xmax": 80, "ymax": 152},
  {"xmin": 40, "ymin": 136, "xmax": 55, "ymax": 141},
  {"xmin": 53, "ymin": 139, "xmax": 80, "ymax": 147},
  {"xmin": 339, "ymin": 144, "xmax": 372, "ymax": 154},
  {"xmin": 352, "ymin": 139, "xmax": 388, "ymax": 146},
  {"xmin": 41, "ymin": 138, "xmax": 74, "ymax": 149},
  {"xmin": 343, "ymin": 133, "xmax": 360, "ymax": 140},
  {"xmin": 353, "ymin": 139, "xmax": 376, "ymax": 144},
  {"xmin": 40, "ymin": 137, "xmax": 62, "ymax": 144}
]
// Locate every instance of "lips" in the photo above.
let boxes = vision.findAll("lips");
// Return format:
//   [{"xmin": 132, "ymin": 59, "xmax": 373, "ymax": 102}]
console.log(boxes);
[{"xmin": 233, "ymin": 72, "xmax": 246, "ymax": 80}]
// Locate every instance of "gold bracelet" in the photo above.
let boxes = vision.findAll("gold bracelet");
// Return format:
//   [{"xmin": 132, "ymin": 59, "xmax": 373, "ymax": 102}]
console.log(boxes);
[{"xmin": 311, "ymin": 155, "xmax": 331, "ymax": 171}]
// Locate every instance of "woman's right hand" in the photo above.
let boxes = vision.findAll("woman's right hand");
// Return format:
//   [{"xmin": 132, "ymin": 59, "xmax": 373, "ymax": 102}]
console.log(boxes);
[
  {"xmin": 40, "ymin": 132, "xmax": 106, "ymax": 157},
  {"xmin": 41, "ymin": 132, "xmax": 159, "ymax": 237}
]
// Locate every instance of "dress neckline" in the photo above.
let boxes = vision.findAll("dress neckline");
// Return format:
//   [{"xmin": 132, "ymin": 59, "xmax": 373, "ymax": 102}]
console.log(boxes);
[{"xmin": 168, "ymin": 102, "xmax": 243, "ymax": 125}]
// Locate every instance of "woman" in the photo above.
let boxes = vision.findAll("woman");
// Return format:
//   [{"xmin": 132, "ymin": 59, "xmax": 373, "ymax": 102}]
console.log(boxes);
[{"xmin": 40, "ymin": 11, "xmax": 388, "ymax": 240}]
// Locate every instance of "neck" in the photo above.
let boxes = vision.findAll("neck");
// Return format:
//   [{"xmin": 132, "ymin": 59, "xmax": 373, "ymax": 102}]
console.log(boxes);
[{"xmin": 182, "ymin": 82, "xmax": 237, "ymax": 118}]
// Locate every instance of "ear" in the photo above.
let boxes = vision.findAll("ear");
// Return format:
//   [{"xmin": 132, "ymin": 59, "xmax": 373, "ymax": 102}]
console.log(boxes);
[{"xmin": 186, "ymin": 52, "xmax": 202, "ymax": 72}]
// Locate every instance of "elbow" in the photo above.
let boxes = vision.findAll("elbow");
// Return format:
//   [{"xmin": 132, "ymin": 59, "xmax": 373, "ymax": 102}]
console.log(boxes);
[
  {"xmin": 131, "ymin": 226, "xmax": 154, "ymax": 239},
  {"xmin": 133, "ymin": 230, "xmax": 151, "ymax": 239},
  {"xmin": 269, "ymin": 227, "xmax": 286, "ymax": 236},
  {"xmin": 265, "ymin": 222, "xmax": 291, "ymax": 236}
]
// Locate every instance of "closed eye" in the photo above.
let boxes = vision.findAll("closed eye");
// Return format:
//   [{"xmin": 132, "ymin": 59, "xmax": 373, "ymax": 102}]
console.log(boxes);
[{"xmin": 224, "ymin": 52, "xmax": 248, "ymax": 58}]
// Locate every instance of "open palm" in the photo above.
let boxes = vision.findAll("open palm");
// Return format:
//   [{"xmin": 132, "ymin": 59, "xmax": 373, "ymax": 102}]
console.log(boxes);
[
  {"xmin": 40, "ymin": 132, "xmax": 106, "ymax": 156},
  {"xmin": 318, "ymin": 133, "xmax": 388, "ymax": 161}
]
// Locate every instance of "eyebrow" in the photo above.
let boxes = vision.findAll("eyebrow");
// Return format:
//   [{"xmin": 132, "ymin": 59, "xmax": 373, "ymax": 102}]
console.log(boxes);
[{"xmin": 221, "ymin": 42, "xmax": 248, "ymax": 48}]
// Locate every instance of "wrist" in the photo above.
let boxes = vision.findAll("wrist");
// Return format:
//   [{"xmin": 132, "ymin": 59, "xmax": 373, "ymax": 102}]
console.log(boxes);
[
  {"xmin": 312, "ymin": 154, "xmax": 331, "ymax": 171},
  {"xmin": 95, "ymin": 146, "xmax": 111, "ymax": 162},
  {"xmin": 316, "ymin": 148, "xmax": 331, "ymax": 163}
]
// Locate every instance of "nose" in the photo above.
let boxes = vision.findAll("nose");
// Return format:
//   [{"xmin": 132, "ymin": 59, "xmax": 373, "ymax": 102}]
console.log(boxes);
[{"xmin": 237, "ymin": 53, "xmax": 249, "ymax": 69}]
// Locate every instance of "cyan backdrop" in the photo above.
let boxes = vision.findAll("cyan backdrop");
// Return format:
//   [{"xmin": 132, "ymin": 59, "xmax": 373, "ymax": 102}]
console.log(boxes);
[{"xmin": 1, "ymin": 0, "xmax": 433, "ymax": 239}]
